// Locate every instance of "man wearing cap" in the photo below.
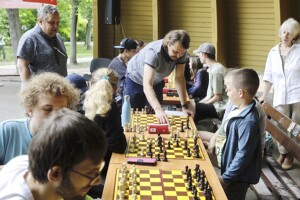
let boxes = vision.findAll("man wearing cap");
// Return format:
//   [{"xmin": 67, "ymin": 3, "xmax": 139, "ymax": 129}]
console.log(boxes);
[
  {"xmin": 124, "ymin": 30, "xmax": 192, "ymax": 123},
  {"xmin": 192, "ymin": 43, "xmax": 228, "ymax": 122},
  {"xmin": 108, "ymin": 38, "xmax": 138, "ymax": 108}
]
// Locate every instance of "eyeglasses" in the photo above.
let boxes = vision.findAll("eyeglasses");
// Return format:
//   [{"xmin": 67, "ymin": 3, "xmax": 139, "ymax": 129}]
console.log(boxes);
[{"xmin": 70, "ymin": 161, "xmax": 105, "ymax": 185}]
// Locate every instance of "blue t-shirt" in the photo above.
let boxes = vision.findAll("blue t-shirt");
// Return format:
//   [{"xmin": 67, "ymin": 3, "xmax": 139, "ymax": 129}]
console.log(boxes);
[{"xmin": 0, "ymin": 118, "xmax": 32, "ymax": 165}]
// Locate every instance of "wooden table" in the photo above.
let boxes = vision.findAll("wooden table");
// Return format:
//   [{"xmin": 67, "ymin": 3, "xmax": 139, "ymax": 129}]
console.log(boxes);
[
  {"xmin": 102, "ymin": 115, "xmax": 227, "ymax": 200},
  {"xmin": 162, "ymin": 93, "xmax": 190, "ymax": 105}
]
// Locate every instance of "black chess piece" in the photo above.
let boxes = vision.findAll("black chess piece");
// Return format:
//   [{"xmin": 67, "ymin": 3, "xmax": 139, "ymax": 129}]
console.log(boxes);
[
  {"xmin": 157, "ymin": 133, "xmax": 162, "ymax": 146},
  {"xmin": 162, "ymin": 150, "xmax": 168, "ymax": 162},
  {"xmin": 185, "ymin": 165, "xmax": 189, "ymax": 174},
  {"xmin": 159, "ymin": 145, "xmax": 163, "ymax": 153},
  {"xmin": 186, "ymin": 118, "xmax": 190, "ymax": 129},
  {"xmin": 176, "ymin": 139, "xmax": 180, "ymax": 147},
  {"xmin": 183, "ymin": 140, "xmax": 188, "ymax": 150},
  {"xmin": 193, "ymin": 189, "xmax": 199, "ymax": 200},
  {"xmin": 167, "ymin": 141, "xmax": 172, "ymax": 149},
  {"xmin": 180, "ymin": 121, "xmax": 184, "ymax": 132},
  {"xmin": 186, "ymin": 147, "xmax": 191, "ymax": 157},
  {"xmin": 187, "ymin": 176, "xmax": 193, "ymax": 190},
  {"xmin": 157, "ymin": 153, "xmax": 161, "ymax": 161}
]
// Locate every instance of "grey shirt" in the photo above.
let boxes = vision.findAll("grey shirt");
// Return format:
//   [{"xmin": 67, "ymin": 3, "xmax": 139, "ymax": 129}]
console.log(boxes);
[
  {"xmin": 17, "ymin": 25, "xmax": 67, "ymax": 77},
  {"xmin": 126, "ymin": 40, "xmax": 188, "ymax": 85}
]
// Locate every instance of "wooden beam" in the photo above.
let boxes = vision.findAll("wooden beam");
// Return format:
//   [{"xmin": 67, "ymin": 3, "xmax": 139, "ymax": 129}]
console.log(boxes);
[
  {"xmin": 263, "ymin": 102, "xmax": 300, "ymax": 140},
  {"xmin": 266, "ymin": 155, "xmax": 300, "ymax": 199}
]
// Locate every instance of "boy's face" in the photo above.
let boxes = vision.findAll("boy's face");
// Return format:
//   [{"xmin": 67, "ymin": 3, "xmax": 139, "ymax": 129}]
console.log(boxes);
[
  {"xmin": 225, "ymin": 76, "xmax": 241, "ymax": 107},
  {"xmin": 56, "ymin": 159, "xmax": 104, "ymax": 199},
  {"xmin": 28, "ymin": 94, "xmax": 68, "ymax": 130}
]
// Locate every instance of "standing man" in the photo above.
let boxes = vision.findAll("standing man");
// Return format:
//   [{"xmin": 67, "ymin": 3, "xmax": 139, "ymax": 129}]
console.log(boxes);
[
  {"xmin": 192, "ymin": 43, "xmax": 228, "ymax": 123},
  {"xmin": 124, "ymin": 30, "xmax": 191, "ymax": 123},
  {"xmin": 17, "ymin": 5, "xmax": 67, "ymax": 87},
  {"xmin": 108, "ymin": 38, "xmax": 137, "ymax": 108}
]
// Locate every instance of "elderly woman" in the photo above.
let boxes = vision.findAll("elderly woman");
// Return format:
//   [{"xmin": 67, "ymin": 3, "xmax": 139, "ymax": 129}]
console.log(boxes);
[{"xmin": 261, "ymin": 18, "xmax": 300, "ymax": 170}]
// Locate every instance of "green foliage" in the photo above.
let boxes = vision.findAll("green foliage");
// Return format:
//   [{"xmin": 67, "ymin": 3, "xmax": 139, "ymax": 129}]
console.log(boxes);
[
  {"xmin": 19, "ymin": 8, "xmax": 37, "ymax": 34},
  {"xmin": 0, "ymin": 9, "xmax": 9, "ymax": 44},
  {"xmin": 0, "ymin": 0, "xmax": 92, "ymax": 44}
]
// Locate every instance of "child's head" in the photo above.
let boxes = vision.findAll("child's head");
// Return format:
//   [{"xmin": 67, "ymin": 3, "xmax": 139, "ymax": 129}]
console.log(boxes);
[
  {"xmin": 225, "ymin": 68, "xmax": 259, "ymax": 104},
  {"xmin": 84, "ymin": 68, "xmax": 118, "ymax": 119},
  {"xmin": 29, "ymin": 108, "xmax": 107, "ymax": 199},
  {"xmin": 20, "ymin": 72, "xmax": 79, "ymax": 129},
  {"xmin": 189, "ymin": 56, "xmax": 203, "ymax": 79}
]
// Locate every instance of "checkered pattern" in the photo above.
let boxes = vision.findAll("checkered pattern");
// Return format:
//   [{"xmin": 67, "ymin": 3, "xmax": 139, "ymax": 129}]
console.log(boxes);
[
  {"xmin": 126, "ymin": 137, "xmax": 204, "ymax": 160},
  {"xmin": 114, "ymin": 168, "xmax": 215, "ymax": 200},
  {"xmin": 131, "ymin": 114, "xmax": 191, "ymax": 130}
]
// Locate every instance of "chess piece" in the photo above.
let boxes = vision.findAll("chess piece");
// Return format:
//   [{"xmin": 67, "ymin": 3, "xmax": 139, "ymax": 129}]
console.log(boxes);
[
  {"xmin": 170, "ymin": 116, "xmax": 175, "ymax": 125},
  {"xmin": 140, "ymin": 148, "xmax": 145, "ymax": 156},
  {"xmin": 121, "ymin": 95, "xmax": 131, "ymax": 128},
  {"xmin": 162, "ymin": 150, "xmax": 168, "ymax": 162},
  {"xmin": 186, "ymin": 118, "xmax": 190, "ymax": 129},
  {"xmin": 140, "ymin": 132, "xmax": 145, "ymax": 141},
  {"xmin": 186, "ymin": 147, "xmax": 191, "ymax": 157},
  {"xmin": 157, "ymin": 133, "xmax": 162, "ymax": 146},
  {"xmin": 180, "ymin": 121, "xmax": 184, "ymax": 132},
  {"xmin": 183, "ymin": 140, "xmax": 188, "ymax": 150},
  {"xmin": 176, "ymin": 138, "xmax": 180, "ymax": 147},
  {"xmin": 159, "ymin": 145, "xmax": 163, "ymax": 153},
  {"xmin": 167, "ymin": 140, "xmax": 172, "ymax": 149},
  {"xmin": 185, "ymin": 165, "xmax": 189, "ymax": 174}
]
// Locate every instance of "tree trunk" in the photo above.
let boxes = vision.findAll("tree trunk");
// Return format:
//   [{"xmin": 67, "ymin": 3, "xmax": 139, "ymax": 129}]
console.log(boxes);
[
  {"xmin": 85, "ymin": 18, "xmax": 92, "ymax": 50},
  {"xmin": 70, "ymin": 0, "xmax": 78, "ymax": 65},
  {"xmin": 6, "ymin": 9, "xmax": 22, "ymax": 70}
]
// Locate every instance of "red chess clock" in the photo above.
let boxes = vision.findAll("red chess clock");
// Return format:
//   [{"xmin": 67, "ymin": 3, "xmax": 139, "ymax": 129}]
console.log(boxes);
[{"xmin": 148, "ymin": 124, "xmax": 169, "ymax": 134}]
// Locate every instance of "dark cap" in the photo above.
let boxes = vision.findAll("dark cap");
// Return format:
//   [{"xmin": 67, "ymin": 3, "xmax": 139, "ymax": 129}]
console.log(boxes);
[
  {"xmin": 193, "ymin": 43, "xmax": 215, "ymax": 55},
  {"xmin": 114, "ymin": 38, "xmax": 137, "ymax": 50},
  {"xmin": 66, "ymin": 73, "xmax": 88, "ymax": 93}
]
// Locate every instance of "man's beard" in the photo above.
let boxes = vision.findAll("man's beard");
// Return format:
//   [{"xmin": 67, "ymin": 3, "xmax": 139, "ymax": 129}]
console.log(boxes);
[{"xmin": 56, "ymin": 176, "xmax": 86, "ymax": 200}]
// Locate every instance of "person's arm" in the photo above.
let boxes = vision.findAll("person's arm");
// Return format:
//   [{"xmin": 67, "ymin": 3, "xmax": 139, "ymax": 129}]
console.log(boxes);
[
  {"xmin": 260, "ymin": 81, "xmax": 272, "ymax": 102},
  {"xmin": 17, "ymin": 57, "xmax": 31, "ymax": 88},
  {"xmin": 175, "ymin": 63, "xmax": 193, "ymax": 115},
  {"xmin": 103, "ymin": 102, "xmax": 127, "ymax": 153},
  {"xmin": 143, "ymin": 64, "xmax": 168, "ymax": 123}
]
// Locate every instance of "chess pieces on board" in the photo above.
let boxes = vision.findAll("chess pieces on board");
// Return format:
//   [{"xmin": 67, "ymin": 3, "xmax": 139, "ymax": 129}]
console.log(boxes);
[{"xmin": 116, "ymin": 164, "xmax": 214, "ymax": 200}]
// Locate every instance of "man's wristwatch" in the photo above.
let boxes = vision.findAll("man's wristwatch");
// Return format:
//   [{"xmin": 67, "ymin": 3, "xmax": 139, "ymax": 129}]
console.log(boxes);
[{"xmin": 181, "ymin": 103, "xmax": 188, "ymax": 109}]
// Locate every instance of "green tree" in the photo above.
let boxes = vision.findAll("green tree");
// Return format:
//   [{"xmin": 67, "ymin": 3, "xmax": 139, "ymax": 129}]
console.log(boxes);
[{"xmin": 79, "ymin": 0, "xmax": 92, "ymax": 50}]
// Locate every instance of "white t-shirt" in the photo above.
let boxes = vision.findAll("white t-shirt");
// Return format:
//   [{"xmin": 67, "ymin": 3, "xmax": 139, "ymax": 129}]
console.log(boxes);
[{"xmin": 0, "ymin": 155, "xmax": 34, "ymax": 200}]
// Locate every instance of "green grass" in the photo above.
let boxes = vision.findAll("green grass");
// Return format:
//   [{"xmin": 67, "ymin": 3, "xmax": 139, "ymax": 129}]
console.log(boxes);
[{"xmin": 0, "ymin": 42, "xmax": 93, "ymax": 67}]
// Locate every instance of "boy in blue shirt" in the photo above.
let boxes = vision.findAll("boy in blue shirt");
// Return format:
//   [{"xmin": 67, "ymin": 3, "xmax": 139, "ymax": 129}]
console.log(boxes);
[{"xmin": 219, "ymin": 68, "xmax": 262, "ymax": 200}]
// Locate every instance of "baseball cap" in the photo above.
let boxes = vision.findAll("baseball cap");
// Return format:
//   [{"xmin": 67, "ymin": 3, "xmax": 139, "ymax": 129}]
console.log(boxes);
[
  {"xmin": 114, "ymin": 38, "xmax": 137, "ymax": 50},
  {"xmin": 66, "ymin": 73, "xmax": 88, "ymax": 94},
  {"xmin": 193, "ymin": 43, "xmax": 215, "ymax": 55}
]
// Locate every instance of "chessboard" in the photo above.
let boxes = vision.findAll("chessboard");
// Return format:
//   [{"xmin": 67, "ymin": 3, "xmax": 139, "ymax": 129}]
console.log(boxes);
[
  {"xmin": 114, "ymin": 164, "xmax": 215, "ymax": 200},
  {"xmin": 131, "ymin": 114, "xmax": 192, "ymax": 131},
  {"xmin": 126, "ymin": 136, "xmax": 204, "ymax": 160}
]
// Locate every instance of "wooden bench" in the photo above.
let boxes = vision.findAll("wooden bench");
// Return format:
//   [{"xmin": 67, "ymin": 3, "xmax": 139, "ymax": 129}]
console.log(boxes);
[{"xmin": 251, "ymin": 102, "xmax": 300, "ymax": 200}]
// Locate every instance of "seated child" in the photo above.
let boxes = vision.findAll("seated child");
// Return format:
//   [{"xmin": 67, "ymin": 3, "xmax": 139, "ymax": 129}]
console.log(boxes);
[{"xmin": 0, "ymin": 72, "xmax": 78, "ymax": 166}]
